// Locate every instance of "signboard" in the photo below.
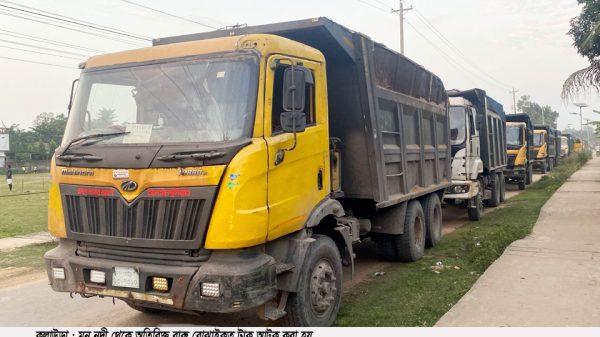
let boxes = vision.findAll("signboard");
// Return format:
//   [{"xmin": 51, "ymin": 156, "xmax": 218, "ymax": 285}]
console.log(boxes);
[{"xmin": 0, "ymin": 128, "xmax": 9, "ymax": 151}]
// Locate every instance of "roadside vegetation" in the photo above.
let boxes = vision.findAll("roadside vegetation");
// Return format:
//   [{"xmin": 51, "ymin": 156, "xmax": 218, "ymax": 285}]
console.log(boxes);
[
  {"xmin": 0, "ymin": 242, "xmax": 57, "ymax": 271},
  {"xmin": 336, "ymin": 151, "xmax": 592, "ymax": 327}
]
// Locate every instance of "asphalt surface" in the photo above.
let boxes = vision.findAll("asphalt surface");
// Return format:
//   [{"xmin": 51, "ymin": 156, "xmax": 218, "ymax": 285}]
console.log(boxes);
[{"xmin": 0, "ymin": 174, "xmax": 542, "ymax": 327}]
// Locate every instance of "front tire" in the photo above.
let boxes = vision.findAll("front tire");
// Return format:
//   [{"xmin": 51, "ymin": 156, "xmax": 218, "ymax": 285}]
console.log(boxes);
[
  {"xmin": 283, "ymin": 235, "xmax": 342, "ymax": 327},
  {"xmin": 468, "ymin": 194, "xmax": 482, "ymax": 221}
]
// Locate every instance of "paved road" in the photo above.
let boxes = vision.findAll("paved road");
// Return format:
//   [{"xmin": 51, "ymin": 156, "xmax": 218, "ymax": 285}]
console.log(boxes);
[
  {"xmin": 437, "ymin": 158, "xmax": 600, "ymax": 326},
  {"xmin": 0, "ymin": 174, "xmax": 542, "ymax": 327}
]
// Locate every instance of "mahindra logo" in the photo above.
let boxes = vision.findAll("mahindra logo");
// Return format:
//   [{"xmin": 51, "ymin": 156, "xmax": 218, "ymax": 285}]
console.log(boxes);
[{"xmin": 120, "ymin": 180, "xmax": 138, "ymax": 192}]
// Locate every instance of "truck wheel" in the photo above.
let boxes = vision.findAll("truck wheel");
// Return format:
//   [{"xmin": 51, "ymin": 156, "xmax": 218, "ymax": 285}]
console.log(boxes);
[
  {"xmin": 395, "ymin": 201, "xmax": 425, "ymax": 262},
  {"xmin": 283, "ymin": 234, "xmax": 342, "ymax": 327},
  {"xmin": 486, "ymin": 174, "xmax": 501, "ymax": 207},
  {"xmin": 518, "ymin": 179, "xmax": 526, "ymax": 190},
  {"xmin": 423, "ymin": 194, "xmax": 442, "ymax": 248},
  {"xmin": 498, "ymin": 172, "xmax": 506, "ymax": 203},
  {"xmin": 468, "ymin": 194, "xmax": 482, "ymax": 221},
  {"xmin": 526, "ymin": 165, "xmax": 533, "ymax": 185},
  {"xmin": 541, "ymin": 162, "xmax": 547, "ymax": 174},
  {"xmin": 548, "ymin": 159, "xmax": 554, "ymax": 171},
  {"xmin": 125, "ymin": 302, "xmax": 164, "ymax": 315}
]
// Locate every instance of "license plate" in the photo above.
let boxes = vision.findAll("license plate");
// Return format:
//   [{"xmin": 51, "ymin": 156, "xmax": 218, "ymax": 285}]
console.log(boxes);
[{"xmin": 112, "ymin": 267, "xmax": 139, "ymax": 289}]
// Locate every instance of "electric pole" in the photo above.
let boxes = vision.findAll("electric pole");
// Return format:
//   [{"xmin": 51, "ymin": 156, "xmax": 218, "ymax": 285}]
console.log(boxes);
[
  {"xmin": 392, "ymin": 0, "xmax": 412, "ymax": 55},
  {"xmin": 509, "ymin": 88, "xmax": 519, "ymax": 114}
]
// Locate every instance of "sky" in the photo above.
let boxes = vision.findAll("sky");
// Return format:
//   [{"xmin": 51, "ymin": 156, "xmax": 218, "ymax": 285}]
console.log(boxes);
[{"xmin": 0, "ymin": 0, "xmax": 597, "ymax": 131}]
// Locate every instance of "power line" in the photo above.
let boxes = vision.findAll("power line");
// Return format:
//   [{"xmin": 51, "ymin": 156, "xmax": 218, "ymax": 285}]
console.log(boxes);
[
  {"xmin": 403, "ymin": 18, "xmax": 494, "ymax": 86},
  {"xmin": 0, "ymin": 28, "xmax": 106, "ymax": 54},
  {"xmin": 0, "ymin": 1, "xmax": 151, "ymax": 42},
  {"xmin": 0, "ymin": 45, "xmax": 84, "ymax": 61},
  {"xmin": 0, "ymin": 55, "xmax": 77, "ymax": 69},
  {"xmin": 0, "ymin": 38, "xmax": 90, "ymax": 58},
  {"xmin": 118, "ymin": 0, "xmax": 217, "ymax": 30},
  {"xmin": 356, "ymin": 0, "xmax": 389, "ymax": 13},
  {"xmin": 0, "ymin": 9, "xmax": 148, "ymax": 47},
  {"xmin": 406, "ymin": 4, "xmax": 513, "ymax": 89}
]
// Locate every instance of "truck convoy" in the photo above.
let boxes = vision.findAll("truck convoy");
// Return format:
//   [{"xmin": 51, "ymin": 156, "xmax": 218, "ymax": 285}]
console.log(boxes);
[
  {"xmin": 444, "ymin": 89, "xmax": 507, "ymax": 221},
  {"xmin": 505, "ymin": 113, "xmax": 534, "ymax": 190},
  {"xmin": 44, "ymin": 18, "xmax": 451, "ymax": 326},
  {"xmin": 532, "ymin": 125, "xmax": 556, "ymax": 173}
]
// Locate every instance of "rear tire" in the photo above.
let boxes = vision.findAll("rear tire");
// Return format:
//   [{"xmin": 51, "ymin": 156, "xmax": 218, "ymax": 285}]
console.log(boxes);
[
  {"xmin": 283, "ymin": 235, "xmax": 342, "ymax": 327},
  {"xmin": 486, "ymin": 174, "xmax": 501, "ymax": 207},
  {"xmin": 423, "ymin": 194, "xmax": 442, "ymax": 248},
  {"xmin": 498, "ymin": 172, "xmax": 506, "ymax": 203},
  {"xmin": 518, "ymin": 180, "xmax": 526, "ymax": 190},
  {"xmin": 541, "ymin": 161, "xmax": 547, "ymax": 174},
  {"xmin": 468, "ymin": 194, "xmax": 482, "ymax": 221},
  {"xmin": 525, "ymin": 165, "xmax": 533, "ymax": 185},
  {"xmin": 548, "ymin": 159, "xmax": 554, "ymax": 171},
  {"xmin": 396, "ymin": 201, "xmax": 425, "ymax": 262}
]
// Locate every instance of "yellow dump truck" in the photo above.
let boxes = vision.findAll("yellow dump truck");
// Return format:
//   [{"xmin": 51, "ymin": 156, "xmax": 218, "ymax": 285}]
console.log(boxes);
[
  {"xmin": 44, "ymin": 18, "xmax": 451, "ymax": 326},
  {"xmin": 574, "ymin": 138, "xmax": 584, "ymax": 153},
  {"xmin": 532, "ymin": 126, "xmax": 555, "ymax": 174},
  {"xmin": 505, "ymin": 114, "xmax": 533, "ymax": 190}
]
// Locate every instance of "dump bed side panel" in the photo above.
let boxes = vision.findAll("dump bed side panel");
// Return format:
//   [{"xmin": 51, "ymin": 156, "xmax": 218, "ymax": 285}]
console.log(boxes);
[{"xmin": 368, "ymin": 42, "xmax": 449, "ymax": 205}]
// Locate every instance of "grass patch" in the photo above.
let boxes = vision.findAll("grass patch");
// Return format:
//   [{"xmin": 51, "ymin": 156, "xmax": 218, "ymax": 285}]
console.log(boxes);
[
  {"xmin": 0, "ymin": 242, "xmax": 57, "ymax": 271},
  {"xmin": 0, "ymin": 192, "xmax": 49, "ymax": 239},
  {"xmin": 336, "ymin": 151, "xmax": 592, "ymax": 327},
  {"xmin": 0, "ymin": 172, "xmax": 50, "ymax": 196}
]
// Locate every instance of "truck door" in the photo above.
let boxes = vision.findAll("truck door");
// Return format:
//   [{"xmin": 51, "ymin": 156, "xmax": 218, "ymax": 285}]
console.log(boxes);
[{"xmin": 264, "ymin": 56, "xmax": 329, "ymax": 241}]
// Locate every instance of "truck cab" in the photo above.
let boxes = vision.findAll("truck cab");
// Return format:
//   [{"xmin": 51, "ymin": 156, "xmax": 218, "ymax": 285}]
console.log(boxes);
[
  {"xmin": 444, "ymin": 89, "xmax": 507, "ymax": 221},
  {"xmin": 504, "ymin": 114, "xmax": 533, "ymax": 190},
  {"xmin": 560, "ymin": 136, "xmax": 570, "ymax": 158},
  {"xmin": 533, "ymin": 127, "xmax": 553, "ymax": 173}
]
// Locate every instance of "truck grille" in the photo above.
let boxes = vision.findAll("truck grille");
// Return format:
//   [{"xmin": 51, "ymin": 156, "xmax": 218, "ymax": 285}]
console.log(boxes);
[
  {"xmin": 61, "ymin": 185, "xmax": 216, "ymax": 249},
  {"xmin": 507, "ymin": 155, "xmax": 516, "ymax": 168}
]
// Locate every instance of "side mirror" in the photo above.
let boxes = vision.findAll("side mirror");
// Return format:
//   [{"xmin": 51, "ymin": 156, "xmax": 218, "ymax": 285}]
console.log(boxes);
[{"xmin": 281, "ymin": 67, "xmax": 307, "ymax": 133}]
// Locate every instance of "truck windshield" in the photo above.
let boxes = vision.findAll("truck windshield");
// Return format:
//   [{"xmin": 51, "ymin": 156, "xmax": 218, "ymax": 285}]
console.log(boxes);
[
  {"xmin": 506, "ymin": 126, "xmax": 523, "ymax": 147},
  {"xmin": 449, "ymin": 106, "xmax": 466, "ymax": 146},
  {"xmin": 63, "ymin": 55, "xmax": 258, "ymax": 147},
  {"xmin": 533, "ymin": 133, "xmax": 544, "ymax": 147}
]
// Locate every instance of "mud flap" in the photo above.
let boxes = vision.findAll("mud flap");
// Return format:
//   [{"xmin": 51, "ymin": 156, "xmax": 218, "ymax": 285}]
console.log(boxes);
[{"xmin": 334, "ymin": 224, "xmax": 356, "ymax": 280}]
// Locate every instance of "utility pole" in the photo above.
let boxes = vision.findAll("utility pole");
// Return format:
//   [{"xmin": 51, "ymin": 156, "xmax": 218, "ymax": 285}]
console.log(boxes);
[
  {"xmin": 392, "ymin": 0, "xmax": 412, "ymax": 55},
  {"xmin": 509, "ymin": 88, "xmax": 519, "ymax": 114}
]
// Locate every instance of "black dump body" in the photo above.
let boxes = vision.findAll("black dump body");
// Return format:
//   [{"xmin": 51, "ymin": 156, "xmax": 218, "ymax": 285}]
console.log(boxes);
[
  {"xmin": 535, "ymin": 125, "xmax": 556, "ymax": 158},
  {"xmin": 563, "ymin": 133, "xmax": 574, "ymax": 154},
  {"xmin": 554, "ymin": 129, "xmax": 562, "ymax": 156},
  {"xmin": 506, "ymin": 113, "xmax": 534, "ymax": 164},
  {"xmin": 155, "ymin": 18, "xmax": 451, "ymax": 207},
  {"xmin": 448, "ymin": 89, "xmax": 507, "ymax": 172}
]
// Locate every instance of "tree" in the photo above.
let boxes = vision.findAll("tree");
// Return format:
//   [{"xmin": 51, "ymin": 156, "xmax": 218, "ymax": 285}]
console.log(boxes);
[
  {"xmin": 30, "ymin": 112, "xmax": 67, "ymax": 151},
  {"xmin": 517, "ymin": 95, "xmax": 559, "ymax": 126},
  {"xmin": 92, "ymin": 108, "xmax": 117, "ymax": 129},
  {"xmin": 562, "ymin": 0, "xmax": 600, "ymax": 99}
]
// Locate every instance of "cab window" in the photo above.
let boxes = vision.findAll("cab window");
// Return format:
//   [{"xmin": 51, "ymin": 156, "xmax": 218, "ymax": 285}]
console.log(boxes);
[{"xmin": 272, "ymin": 65, "xmax": 316, "ymax": 134}]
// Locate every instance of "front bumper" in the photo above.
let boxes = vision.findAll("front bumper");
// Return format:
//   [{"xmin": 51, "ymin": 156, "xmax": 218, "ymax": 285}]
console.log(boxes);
[
  {"xmin": 505, "ymin": 167, "xmax": 526, "ymax": 179},
  {"xmin": 443, "ymin": 180, "xmax": 479, "ymax": 200},
  {"xmin": 44, "ymin": 240, "xmax": 277, "ymax": 313}
]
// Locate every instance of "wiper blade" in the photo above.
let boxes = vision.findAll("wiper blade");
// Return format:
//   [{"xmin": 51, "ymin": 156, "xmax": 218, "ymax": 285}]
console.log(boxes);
[
  {"xmin": 56, "ymin": 153, "xmax": 103, "ymax": 162},
  {"xmin": 59, "ymin": 131, "xmax": 130, "ymax": 157},
  {"xmin": 156, "ymin": 150, "xmax": 226, "ymax": 162}
]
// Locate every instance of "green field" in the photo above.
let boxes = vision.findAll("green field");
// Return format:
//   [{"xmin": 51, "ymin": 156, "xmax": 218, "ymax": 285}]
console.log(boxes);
[
  {"xmin": 336, "ymin": 152, "xmax": 591, "ymax": 327},
  {"xmin": 0, "ymin": 173, "xmax": 50, "ymax": 239},
  {"xmin": 0, "ymin": 242, "xmax": 57, "ymax": 271},
  {"xmin": 0, "ymin": 172, "xmax": 50, "ymax": 196}
]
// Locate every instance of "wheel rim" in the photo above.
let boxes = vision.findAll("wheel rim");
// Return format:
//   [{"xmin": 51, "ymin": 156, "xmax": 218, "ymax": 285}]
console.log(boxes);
[
  {"xmin": 310, "ymin": 259, "xmax": 337, "ymax": 315},
  {"xmin": 414, "ymin": 214, "xmax": 424, "ymax": 249}
]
